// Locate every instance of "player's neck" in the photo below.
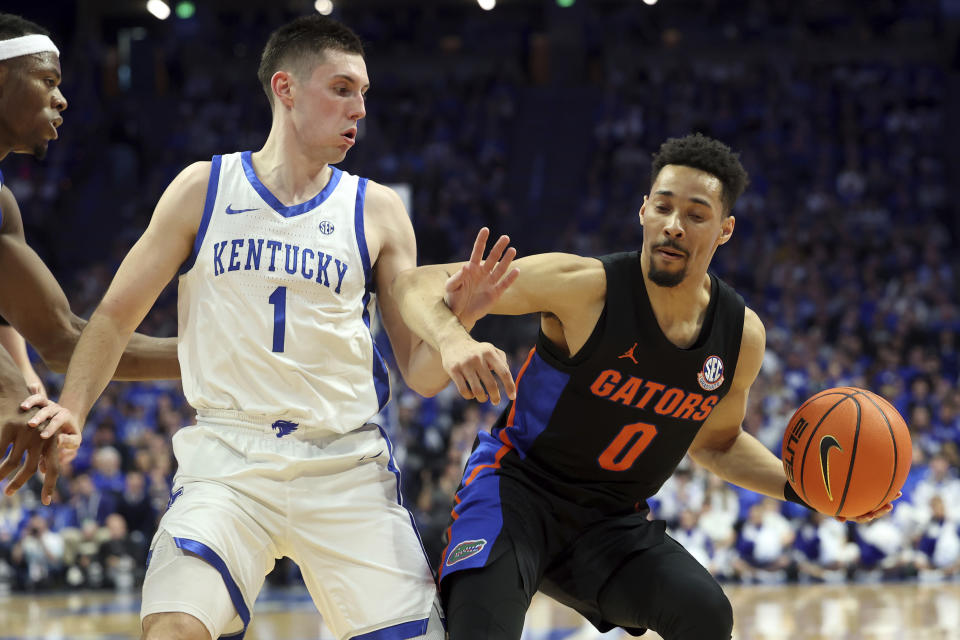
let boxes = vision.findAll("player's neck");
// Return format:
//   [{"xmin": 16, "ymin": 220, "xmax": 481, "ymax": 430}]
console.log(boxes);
[
  {"xmin": 251, "ymin": 132, "xmax": 334, "ymax": 207},
  {"xmin": 642, "ymin": 269, "xmax": 712, "ymax": 348}
]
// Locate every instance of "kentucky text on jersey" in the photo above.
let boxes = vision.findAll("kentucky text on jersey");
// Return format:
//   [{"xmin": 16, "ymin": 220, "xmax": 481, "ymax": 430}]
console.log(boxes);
[
  {"xmin": 590, "ymin": 369, "xmax": 719, "ymax": 420},
  {"xmin": 211, "ymin": 237, "xmax": 349, "ymax": 293}
]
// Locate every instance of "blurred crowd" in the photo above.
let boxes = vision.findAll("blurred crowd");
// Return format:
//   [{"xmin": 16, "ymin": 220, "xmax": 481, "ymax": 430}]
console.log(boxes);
[{"xmin": 0, "ymin": 0, "xmax": 957, "ymax": 593}]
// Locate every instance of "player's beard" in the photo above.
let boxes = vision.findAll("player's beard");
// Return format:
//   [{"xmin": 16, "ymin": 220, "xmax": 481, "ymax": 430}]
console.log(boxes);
[
  {"xmin": 648, "ymin": 240, "xmax": 687, "ymax": 287},
  {"xmin": 649, "ymin": 263, "xmax": 686, "ymax": 288},
  {"xmin": 32, "ymin": 143, "xmax": 47, "ymax": 160}
]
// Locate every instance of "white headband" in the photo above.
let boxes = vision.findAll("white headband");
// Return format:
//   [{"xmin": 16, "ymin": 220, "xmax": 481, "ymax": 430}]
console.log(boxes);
[{"xmin": 0, "ymin": 34, "xmax": 60, "ymax": 61}]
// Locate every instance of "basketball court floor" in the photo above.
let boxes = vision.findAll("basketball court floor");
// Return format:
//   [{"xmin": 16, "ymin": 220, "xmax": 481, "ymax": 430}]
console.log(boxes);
[{"xmin": 1, "ymin": 581, "xmax": 958, "ymax": 639}]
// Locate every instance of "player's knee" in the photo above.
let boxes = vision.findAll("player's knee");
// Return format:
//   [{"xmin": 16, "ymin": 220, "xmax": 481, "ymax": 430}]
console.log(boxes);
[
  {"xmin": 142, "ymin": 612, "xmax": 211, "ymax": 640},
  {"xmin": 676, "ymin": 582, "xmax": 733, "ymax": 640}
]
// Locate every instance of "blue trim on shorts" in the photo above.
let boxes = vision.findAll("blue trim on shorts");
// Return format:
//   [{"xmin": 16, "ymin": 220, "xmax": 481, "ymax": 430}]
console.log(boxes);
[
  {"xmin": 439, "ymin": 470, "xmax": 505, "ymax": 582},
  {"xmin": 173, "ymin": 537, "xmax": 250, "ymax": 639},
  {"xmin": 351, "ymin": 617, "xmax": 429, "ymax": 640},
  {"xmin": 180, "ymin": 155, "xmax": 222, "ymax": 275}
]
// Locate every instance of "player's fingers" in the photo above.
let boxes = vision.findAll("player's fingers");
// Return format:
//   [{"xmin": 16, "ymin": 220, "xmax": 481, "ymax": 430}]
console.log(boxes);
[
  {"xmin": 0, "ymin": 439, "xmax": 27, "ymax": 483},
  {"xmin": 5, "ymin": 446, "xmax": 39, "ymax": 497},
  {"xmin": 475, "ymin": 364, "xmax": 501, "ymax": 405},
  {"xmin": 482, "ymin": 235, "xmax": 511, "ymax": 272},
  {"xmin": 27, "ymin": 404, "xmax": 60, "ymax": 429},
  {"xmin": 20, "ymin": 393, "xmax": 49, "ymax": 412},
  {"xmin": 494, "ymin": 267, "xmax": 520, "ymax": 295},
  {"xmin": 462, "ymin": 369, "xmax": 488, "ymax": 403},
  {"xmin": 447, "ymin": 370, "xmax": 474, "ymax": 400},
  {"xmin": 489, "ymin": 354, "xmax": 517, "ymax": 401},
  {"xmin": 444, "ymin": 268, "xmax": 466, "ymax": 295},
  {"xmin": 40, "ymin": 444, "xmax": 59, "ymax": 506},
  {"xmin": 59, "ymin": 446, "xmax": 78, "ymax": 466},
  {"xmin": 488, "ymin": 248, "xmax": 517, "ymax": 285},
  {"xmin": 58, "ymin": 433, "xmax": 81, "ymax": 450},
  {"xmin": 27, "ymin": 383, "xmax": 47, "ymax": 400},
  {"xmin": 39, "ymin": 413, "xmax": 71, "ymax": 439},
  {"xmin": 469, "ymin": 227, "xmax": 490, "ymax": 265}
]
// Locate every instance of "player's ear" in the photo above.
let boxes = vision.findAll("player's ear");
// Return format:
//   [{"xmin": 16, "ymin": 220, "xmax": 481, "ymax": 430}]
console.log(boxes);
[
  {"xmin": 717, "ymin": 214, "xmax": 735, "ymax": 245},
  {"xmin": 638, "ymin": 195, "xmax": 648, "ymax": 226},
  {"xmin": 271, "ymin": 70, "xmax": 295, "ymax": 109}
]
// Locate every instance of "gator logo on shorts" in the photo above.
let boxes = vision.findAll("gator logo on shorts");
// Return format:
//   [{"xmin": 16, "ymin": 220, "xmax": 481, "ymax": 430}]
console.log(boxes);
[
  {"xmin": 271, "ymin": 419, "xmax": 299, "ymax": 438},
  {"xmin": 445, "ymin": 539, "xmax": 487, "ymax": 567}
]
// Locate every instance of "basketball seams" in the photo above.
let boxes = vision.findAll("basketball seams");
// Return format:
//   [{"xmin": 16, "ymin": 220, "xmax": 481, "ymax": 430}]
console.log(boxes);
[
  {"xmin": 832, "ymin": 396, "xmax": 861, "ymax": 517},
  {"xmin": 853, "ymin": 389, "xmax": 899, "ymax": 513},
  {"xmin": 786, "ymin": 386, "xmax": 910, "ymax": 518},
  {"xmin": 796, "ymin": 389, "xmax": 858, "ymax": 507}
]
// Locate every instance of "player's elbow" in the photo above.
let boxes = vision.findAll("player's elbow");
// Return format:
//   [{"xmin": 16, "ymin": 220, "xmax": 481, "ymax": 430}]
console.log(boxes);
[{"xmin": 403, "ymin": 374, "xmax": 447, "ymax": 399}]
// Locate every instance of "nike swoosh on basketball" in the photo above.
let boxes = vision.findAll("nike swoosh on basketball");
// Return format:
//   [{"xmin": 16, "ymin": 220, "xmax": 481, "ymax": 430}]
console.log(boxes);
[
  {"xmin": 819, "ymin": 435, "xmax": 842, "ymax": 501},
  {"xmin": 225, "ymin": 204, "xmax": 259, "ymax": 215}
]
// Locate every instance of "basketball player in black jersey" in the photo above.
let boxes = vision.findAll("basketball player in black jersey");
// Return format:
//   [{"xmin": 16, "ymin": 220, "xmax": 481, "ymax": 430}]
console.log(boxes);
[
  {"xmin": 395, "ymin": 133, "xmax": 897, "ymax": 639},
  {"xmin": 0, "ymin": 13, "xmax": 179, "ymax": 504}
]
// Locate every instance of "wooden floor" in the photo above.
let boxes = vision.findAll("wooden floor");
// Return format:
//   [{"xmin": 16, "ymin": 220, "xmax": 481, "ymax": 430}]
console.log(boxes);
[{"xmin": 1, "ymin": 582, "xmax": 958, "ymax": 639}]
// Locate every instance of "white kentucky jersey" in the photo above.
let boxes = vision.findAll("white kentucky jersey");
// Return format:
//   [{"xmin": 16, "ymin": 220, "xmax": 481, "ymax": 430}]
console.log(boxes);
[{"xmin": 177, "ymin": 151, "xmax": 390, "ymax": 436}]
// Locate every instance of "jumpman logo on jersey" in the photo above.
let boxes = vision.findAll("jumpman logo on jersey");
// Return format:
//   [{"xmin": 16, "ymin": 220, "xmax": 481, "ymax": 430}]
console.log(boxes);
[
  {"xmin": 618, "ymin": 342, "xmax": 639, "ymax": 365},
  {"xmin": 271, "ymin": 419, "xmax": 299, "ymax": 438},
  {"xmin": 225, "ymin": 203, "xmax": 259, "ymax": 215}
]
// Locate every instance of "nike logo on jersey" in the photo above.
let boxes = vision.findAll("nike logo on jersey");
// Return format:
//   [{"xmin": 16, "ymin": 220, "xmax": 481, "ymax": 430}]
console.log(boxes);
[
  {"xmin": 271, "ymin": 419, "xmax": 299, "ymax": 438},
  {"xmin": 359, "ymin": 451, "xmax": 383, "ymax": 462},
  {"xmin": 589, "ymin": 369, "xmax": 718, "ymax": 421},
  {"xmin": 819, "ymin": 435, "xmax": 842, "ymax": 500},
  {"xmin": 212, "ymin": 237, "xmax": 350, "ymax": 294},
  {"xmin": 225, "ymin": 204, "xmax": 259, "ymax": 215},
  {"xmin": 618, "ymin": 343, "xmax": 639, "ymax": 365}
]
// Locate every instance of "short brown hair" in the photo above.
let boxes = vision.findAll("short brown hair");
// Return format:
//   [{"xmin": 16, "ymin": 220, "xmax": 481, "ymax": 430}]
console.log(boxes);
[{"xmin": 257, "ymin": 15, "xmax": 364, "ymax": 109}]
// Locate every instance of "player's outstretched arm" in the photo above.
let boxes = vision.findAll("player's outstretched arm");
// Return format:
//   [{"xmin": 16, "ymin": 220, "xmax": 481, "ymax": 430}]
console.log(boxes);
[
  {"xmin": 22, "ymin": 162, "xmax": 208, "ymax": 470},
  {"xmin": 366, "ymin": 184, "xmax": 513, "ymax": 402},
  {"xmin": 688, "ymin": 309, "xmax": 791, "ymax": 499},
  {"xmin": 394, "ymin": 241, "xmax": 604, "ymax": 401},
  {"xmin": 0, "ymin": 325, "xmax": 46, "ymax": 398},
  {"xmin": 0, "ymin": 186, "xmax": 180, "ymax": 381},
  {"xmin": 687, "ymin": 309, "xmax": 896, "ymax": 523}
]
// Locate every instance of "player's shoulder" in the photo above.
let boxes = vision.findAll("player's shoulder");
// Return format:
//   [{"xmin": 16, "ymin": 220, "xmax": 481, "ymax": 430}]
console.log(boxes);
[
  {"xmin": 0, "ymin": 182, "xmax": 23, "ymax": 236},
  {"xmin": 172, "ymin": 160, "xmax": 214, "ymax": 192},
  {"xmin": 361, "ymin": 179, "xmax": 406, "ymax": 216},
  {"xmin": 734, "ymin": 306, "xmax": 766, "ymax": 381}
]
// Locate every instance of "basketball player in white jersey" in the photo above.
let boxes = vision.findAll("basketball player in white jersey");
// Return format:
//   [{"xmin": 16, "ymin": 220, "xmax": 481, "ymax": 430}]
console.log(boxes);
[
  {"xmin": 0, "ymin": 13, "xmax": 179, "ymax": 505},
  {"xmin": 29, "ymin": 15, "xmax": 516, "ymax": 640}
]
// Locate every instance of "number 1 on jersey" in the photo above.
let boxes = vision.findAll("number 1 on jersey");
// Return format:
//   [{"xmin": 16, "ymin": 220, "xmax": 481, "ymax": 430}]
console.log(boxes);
[
  {"xmin": 598, "ymin": 422, "xmax": 658, "ymax": 471},
  {"xmin": 268, "ymin": 286, "xmax": 286, "ymax": 352}
]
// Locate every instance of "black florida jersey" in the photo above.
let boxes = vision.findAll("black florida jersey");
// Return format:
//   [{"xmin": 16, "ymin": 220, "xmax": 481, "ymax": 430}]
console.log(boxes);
[{"xmin": 479, "ymin": 251, "xmax": 745, "ymax": 515}]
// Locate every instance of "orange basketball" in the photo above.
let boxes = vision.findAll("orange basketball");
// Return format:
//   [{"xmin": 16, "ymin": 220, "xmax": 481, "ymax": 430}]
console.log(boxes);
[{"xmin": 781, "ymin": 386, "xmax": 911, "ymax": 518}]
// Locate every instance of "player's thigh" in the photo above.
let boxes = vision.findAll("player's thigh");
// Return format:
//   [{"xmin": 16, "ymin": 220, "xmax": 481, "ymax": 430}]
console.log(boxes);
[
  {"xmin": 141, "ymin": 534, "xmax": 243, "ymax": 640},
  {"xmin": 442, "ymin": 541, "xmax": 532, "ymax": 640},
  {"xmin": 290, "ymin": 460, "xmax": 438, "ymax": 639},
  {"xmin": 597, "ymin": 535, "xmax": 732, "ymax": 640},
  {"xmin": 143, "ymin": 482, "xmax": 279, "ymax": 639}
]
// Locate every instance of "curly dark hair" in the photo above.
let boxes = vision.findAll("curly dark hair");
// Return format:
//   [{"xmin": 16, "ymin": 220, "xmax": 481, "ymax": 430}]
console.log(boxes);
[
  {"xmin": 0, "ymin": 13, "xmax": 50, "ymax": 41},
  {"xmin": 258, "ymin": 15, "xmax": 364, "ymax": 110},
  {"xmin": 650, "ymin": 133, "xmax": 749, "ymax": 214}
]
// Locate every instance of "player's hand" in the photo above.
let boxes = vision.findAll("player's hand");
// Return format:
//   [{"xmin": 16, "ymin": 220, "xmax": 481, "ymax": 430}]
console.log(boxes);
[
  {"xmin": 835, "ymin": 491, "xmax": 902, "ymax": 523},
  {"xmin": 0, "ymin": 395, "xmax": 45, "ymax": 501},
  {"xmin": 22, "ymin": 395, "xmax": 84, "ymax": 468},
  {"xmin": 444, "ymin": 227, "xmax": 519, "ymax": 330},
  {"xmin": 440, "ymin": 334, "xmax": 516, "ymax": 405}
]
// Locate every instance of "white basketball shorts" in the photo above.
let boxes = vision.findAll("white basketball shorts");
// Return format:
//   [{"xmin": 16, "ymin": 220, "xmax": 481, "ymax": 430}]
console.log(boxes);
[{"xmin": 140, "ymin": 420, "xmax": 440, "ymax": 639}]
